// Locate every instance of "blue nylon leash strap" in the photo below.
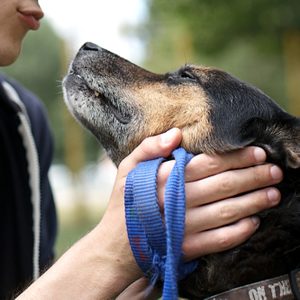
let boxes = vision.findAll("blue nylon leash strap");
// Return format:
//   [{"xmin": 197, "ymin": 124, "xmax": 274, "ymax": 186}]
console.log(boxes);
[{"xmin": 125, "ymin": 148, "xmax": 199, "ymax": 299}]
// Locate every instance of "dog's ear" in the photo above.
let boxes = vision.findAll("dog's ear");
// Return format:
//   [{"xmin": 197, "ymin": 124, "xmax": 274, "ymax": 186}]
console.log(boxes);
[
  {"xmin": 285, "ymin": 146, "xmax": 300, "ymax": 168},
  {"xmin": 241, "ymin": 117, "xmax": 300, "ymax": 169}
]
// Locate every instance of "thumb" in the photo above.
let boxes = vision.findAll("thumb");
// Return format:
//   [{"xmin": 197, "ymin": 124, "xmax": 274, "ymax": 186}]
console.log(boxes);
[{"xmin": 118, "ymin": 128, "xmax": 182, "ymax": 179}]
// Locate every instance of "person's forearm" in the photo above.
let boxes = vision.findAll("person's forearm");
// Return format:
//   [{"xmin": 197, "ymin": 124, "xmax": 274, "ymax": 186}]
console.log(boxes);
[{"xmin": 17, "ymin": 222, "xmax": 141, "ymax": 300}]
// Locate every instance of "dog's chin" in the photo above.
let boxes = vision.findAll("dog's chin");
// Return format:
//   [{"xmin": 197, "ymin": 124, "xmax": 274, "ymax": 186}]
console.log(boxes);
[{"xmin": 63, "ymin": 72, "xmax": 142, "ymax": 165}]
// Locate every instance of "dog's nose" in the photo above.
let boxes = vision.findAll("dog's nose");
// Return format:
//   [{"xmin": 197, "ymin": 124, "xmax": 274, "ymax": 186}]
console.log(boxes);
[{"xmin": 81, "ymin": 42, "xmax": 100, "ymax": 52}]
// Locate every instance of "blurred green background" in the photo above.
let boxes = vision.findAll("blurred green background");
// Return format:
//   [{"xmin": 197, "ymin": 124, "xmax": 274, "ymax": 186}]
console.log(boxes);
[{"xmin": 1, "ymin": 0, "xmax": 300, "ymax": 257}]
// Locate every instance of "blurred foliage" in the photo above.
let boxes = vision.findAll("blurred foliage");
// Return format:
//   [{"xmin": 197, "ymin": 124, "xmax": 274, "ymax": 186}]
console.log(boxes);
[
  {"xmin": 144, "ymin": 0, "xmax": 300, "ymax": 54},
  {"xmin": 2, "ymin": 20, "xmax": 101, "ymax": 164},
  {"xmin": 135, "ymin": 0, "xmax": 300, "ymax": 110}
]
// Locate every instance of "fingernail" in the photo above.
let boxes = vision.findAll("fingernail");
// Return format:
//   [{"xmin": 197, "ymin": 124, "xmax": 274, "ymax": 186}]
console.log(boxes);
[
  {"xmin": 160, "ymin": 128, "xmax": 178, "ymax": 145},
  {"xmin": 251, "ymin": 216, "xmax": 260, "ymax": 227},
  {"xmin": 267, "ymin": 188, "xmax": 280, "ymax": 205},
  {"xmin": 270, "ymin": 165, "xmax": 283, "ymax": 181},
  {"xmin": 254, "ymin": 147, "xmax": 266, "ymax": 163}
]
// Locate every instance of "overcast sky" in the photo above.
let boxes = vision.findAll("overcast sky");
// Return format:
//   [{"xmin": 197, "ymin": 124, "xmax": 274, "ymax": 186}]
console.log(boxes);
[{"xmin": 39, "ymin": 0, "xmax": 147, "ymax": 63}]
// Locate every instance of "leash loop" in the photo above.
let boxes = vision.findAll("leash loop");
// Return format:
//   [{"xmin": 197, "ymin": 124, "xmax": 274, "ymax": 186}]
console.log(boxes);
[{"xmin": 125, "ymin": 148, "xmax": 198, "ymax": 299}]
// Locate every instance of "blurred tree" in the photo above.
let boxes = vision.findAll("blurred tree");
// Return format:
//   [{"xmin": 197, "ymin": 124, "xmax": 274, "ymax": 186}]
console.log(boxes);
[
  {"xmin": 136, "ymin": 0, "xmax": 300, "ymax": 111},
  {"xmin": 2, "ymin": 20, "xmax": 100, "ymax": 164}
]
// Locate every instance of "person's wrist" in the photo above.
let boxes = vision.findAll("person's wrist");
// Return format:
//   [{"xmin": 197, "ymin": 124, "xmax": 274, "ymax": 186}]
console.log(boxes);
[
  {"xmin": 94, "ymin": 222, "xmax": 141, "ymax": 273},
  {"xmin": 91, "ymin": 212, "xmax": 143, "ymax": 294}
]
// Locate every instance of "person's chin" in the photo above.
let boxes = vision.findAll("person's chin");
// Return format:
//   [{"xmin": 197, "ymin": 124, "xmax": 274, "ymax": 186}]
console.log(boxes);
[{"xmin": 0, "ymin": 44, "xmax": 22, "ymax": 66}]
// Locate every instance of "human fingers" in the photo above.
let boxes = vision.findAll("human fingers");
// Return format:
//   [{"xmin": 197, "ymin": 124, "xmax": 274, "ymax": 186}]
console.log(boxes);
[
  {"xmin": 182, "ymin": 217, "xmax": 260, "ymax": 260},
  {"xmin": 185, "ymin": 163, "xmax": 283, "ymax": 208},
  {"xmin": 156, "ymin": 147, "xmax": 266, "ymax": 204},
  {"xmin": 186, "ymin": 147, "xmax": 267, "ymax": 182},
  {"xmin": 156, "ymin": 147, "xmax": 266, "ymax": 187},
  {"xmin": 185, "ymin": 187, "xmax": 280, "ymax": 234},
  {"xmin": 117, "ymin": 128, "xmax": 182, "ymax": 179}
]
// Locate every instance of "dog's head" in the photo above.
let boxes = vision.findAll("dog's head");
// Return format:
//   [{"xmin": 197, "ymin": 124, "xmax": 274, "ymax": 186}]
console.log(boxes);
[{"xmin": 63, "ymin": 43, "xmax": 300, "ymax": 169}]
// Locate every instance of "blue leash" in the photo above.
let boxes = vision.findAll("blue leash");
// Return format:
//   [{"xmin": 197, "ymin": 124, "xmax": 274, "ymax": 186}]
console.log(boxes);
[{"xmin": 125, "ymin": 148, "xmax": 199, "ymax": 299}]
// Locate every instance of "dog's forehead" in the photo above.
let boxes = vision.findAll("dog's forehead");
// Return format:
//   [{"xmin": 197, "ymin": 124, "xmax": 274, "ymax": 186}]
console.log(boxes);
[{"xmin": 132, "ymin": 79, "xmax": 205, "ymax": 100}]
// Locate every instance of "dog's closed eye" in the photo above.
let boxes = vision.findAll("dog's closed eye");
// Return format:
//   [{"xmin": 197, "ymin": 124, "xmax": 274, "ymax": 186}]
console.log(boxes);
[
  {"xmin": 167, "ymin": 68, "xmax": 198, "ymax": 85},
  {"xmin": 179, "ymin": 69, "xmax": 197, "ymax": 81}
]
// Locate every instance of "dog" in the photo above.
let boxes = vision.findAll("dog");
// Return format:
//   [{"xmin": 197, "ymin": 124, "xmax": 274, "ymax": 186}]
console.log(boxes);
[{"xmin": 63, "ymin": 42, "xmax": 300, "ymax": 299}]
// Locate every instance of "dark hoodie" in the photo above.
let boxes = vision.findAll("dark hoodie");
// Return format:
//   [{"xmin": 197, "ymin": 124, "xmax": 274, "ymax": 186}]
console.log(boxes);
[{"xmin": 0, "ymin": 74, "xmax": 57, "ymax": 299}]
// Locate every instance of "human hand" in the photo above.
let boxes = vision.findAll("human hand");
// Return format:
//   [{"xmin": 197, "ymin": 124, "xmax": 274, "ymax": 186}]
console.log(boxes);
[
  {"xmin": 156, "ymin": 143, "xmax": 282, "ymax": 260},
  {"xmin": 100, "ymin": 128, "xmax": 282, "ymax": 297}
]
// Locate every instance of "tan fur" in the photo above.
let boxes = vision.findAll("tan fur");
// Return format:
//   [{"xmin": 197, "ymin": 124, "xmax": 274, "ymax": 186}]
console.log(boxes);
[{"xmin": 127, "ymin": 80, "xmax": 212, "ymax": 154}]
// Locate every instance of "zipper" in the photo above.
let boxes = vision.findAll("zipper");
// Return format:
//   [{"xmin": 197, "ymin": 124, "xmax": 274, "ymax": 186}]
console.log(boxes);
[{"xmin": 2, "ymin": 81, "xmax": 41, "ymax": 280}]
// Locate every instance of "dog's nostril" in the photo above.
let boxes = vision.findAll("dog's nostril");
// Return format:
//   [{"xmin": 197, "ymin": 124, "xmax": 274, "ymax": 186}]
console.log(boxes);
[{"xmin": 81, "ymin": 42, "xmax": 100, "ymax": 52}]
